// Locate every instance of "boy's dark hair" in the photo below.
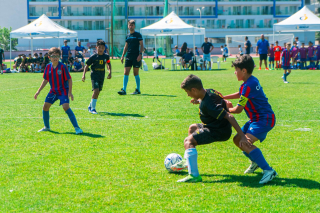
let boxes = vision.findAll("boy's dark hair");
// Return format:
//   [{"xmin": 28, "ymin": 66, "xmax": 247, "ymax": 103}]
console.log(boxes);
[
  {"xmin": 48, "ymin": 47, "xmax": 61, "ymax": 56},
  {"xmin": 295, "ymin": 37, "xmax": 299, "ymax": 39},
  {"xmin": 97, "ymin": 40, "xmax": 106, "ymax": 46},
  {"xmin": 128, "ymin": 20, "xmax": 135, "ymax": 25},
  {"xmin": 181, "ymin": 74, "xmax": 203, "ymax": 91},
  {"xmin": 232, "ymin": 55, "xmax": 254, "ymax": 74},
  {"xmin": 275, "ymin": 41, "xmax": 278, "ymax": 43},
  {"xmin": 245, "ymin": 36, "xmax": 248, "ymax": 39},
  {"xmin": 39, "ymin": 52, "xmax": 42, "ymax": 55},
  {"xmin": 309, "ymin": 41, "xmax": 313, "ymax": 44},
  {"xmin": 293, "ymin": 41, "xmax": 296, "ymax": 44},
  {"xmin": 302, "ymin": 42, "xmax": 305, "ymax": 44}
]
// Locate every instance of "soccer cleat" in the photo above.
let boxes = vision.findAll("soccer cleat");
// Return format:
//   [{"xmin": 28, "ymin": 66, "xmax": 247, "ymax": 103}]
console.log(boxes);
[
  {"xmin": 170, "ymin": 159, "xmax": 188, "ymax": 172},
  {"xmin": 88, "ymin": 106, "xmax": 92, "ymax": 113},
  {"xmin": 313, "ymin": 68, "xmax": 316, "ymax": 70},
  {"xmin": 118, "ymin": 88, "xmax": 127, "ymax": 95},
  {"xmin": 284, "ymin": 81, "xmax": 289, "ymax": 83},
  {"xmin": 258, "ymin": 67, "xmax": 261, "ymax": 70},
  {"xmin": 1, "ymin": 70, "xmax": 3, "ymax": 74},
  {"xmin": 90, "ymin": 109, "xmax": 98, "ymax": 114},
  {"xmin": 259, "ymin": 168, "xmax": 278, "ymax": 184},
  {"xmin": 177, "ymin": 174, "xmax": 202, "ymax": 183},
  {"xmin": 244, "ymin": 161, "xmax": 259, "ymax": 174},
  {"xmin": 75, "ymin": 127, "xmax": 83, "ymax": 135},
  {"xmin": 265, "ymin": 68, "xmax": 269, "ymax": 70},
  {"xmin": 131, "ymin": 89, "xmax": 141, "ymax": 95},
  {"xmin": 281, "ymin": 76, "xmax": 284, "ymax": 79},
  {"xmin": 38, "ymin": 127, "xmax": 50, "ymax": 132}
]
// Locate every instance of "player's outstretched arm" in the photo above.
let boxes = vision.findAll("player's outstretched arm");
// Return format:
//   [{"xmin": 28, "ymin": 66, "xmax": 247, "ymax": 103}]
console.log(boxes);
[
  {"xmin": 82, "ymin": 65, "xmax": 89, "ymax": 82},
  {"xmin": 223, "ymin": 92, "xmax": 240, "ymax": 100},
  {"xmin": 34, "ymin": 80, "xmax": 48, "ymax": 100},
  {"xmin": 68, "ymin": 79, "xmax": 74, "ymax": 101},
  {"xmin": 228, "ymin": 104, "xmax": 244, "ymax": 114},
  {"xmin": 224, "ymin": 112, "xmax": 251, "ymax": 147}
]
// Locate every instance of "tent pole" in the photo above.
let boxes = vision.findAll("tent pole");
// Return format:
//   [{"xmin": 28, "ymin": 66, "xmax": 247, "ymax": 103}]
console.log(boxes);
[
  {"xmin": 10, "ymin": 35, "xmax": 12, "ymax": 69},
  {"xmin": 154, "ymin": 34, "xmax": 156, "ymax": 56},
  {"xmin": 31, "ymin": 37, "xmax": 34, "ymax": 56},
  {"xmin": 58, "ymin": 34, "xmax": 60, "ymax": 49},
  {"xmin": 193, "ymin": 31, "xmax": 195, "ymax": 56}
]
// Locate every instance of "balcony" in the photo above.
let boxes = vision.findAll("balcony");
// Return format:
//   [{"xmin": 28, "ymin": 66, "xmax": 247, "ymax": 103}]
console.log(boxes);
[
  {"xmin": 218, "ymin": 9, "xmax": 273, "ymax": 15},
  {"xmin": 62, "ymin": 11, "xmax": 107, "ymax": 16},
  {"xmin": 29, "ymin": 11, "xmax": 59, "ymax": 17}
]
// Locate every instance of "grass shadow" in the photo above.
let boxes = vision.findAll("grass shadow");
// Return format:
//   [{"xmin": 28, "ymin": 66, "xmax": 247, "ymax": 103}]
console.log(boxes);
[
  {"xmin": 99, "ymin": 112, "xmax": 144, "ymax": 117},
  {"xmin": 201, "ymin": 174, "xmax": 320, "ymax": 189},
  {"xmin": 140, "ymin": 94, "xmax": 177, "ymax": 97},
  {"xmin": 49, "ymin": 131, "xmax": 104, "ymax": 138}
]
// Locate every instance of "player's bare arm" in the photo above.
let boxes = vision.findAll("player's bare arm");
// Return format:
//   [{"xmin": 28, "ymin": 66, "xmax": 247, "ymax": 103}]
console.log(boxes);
[
  {"xmin": 228, "ymin": 104, "xmax": 244, "ymax": 114},
  {"xmin": 34, "ymin": 80, "xmax": 48, "ymax": 99},
  {"xmin": 224, "ymin": 112, "xmax": 251, "ymax": 147},
  {"xmin": 137, "ymin": 40, "xmax": 144, "ymax": 62},
  {"xmin": 223, "ymin": 92, "xmax": 240, "ymax": 99},
  {"xmin": 82, "ymin": 65, "xmax": 89, "ymax": 82},
  {"xmin": 107, "ymin": 63, "xmax": 112, "ymax": 79},
  {"xmin": 121, "ymin": 43, "xmax": 128, "ymax": 64},
  {"xmin": 68, "ymin": 79, "xmax": 74, "ymax": 101}
]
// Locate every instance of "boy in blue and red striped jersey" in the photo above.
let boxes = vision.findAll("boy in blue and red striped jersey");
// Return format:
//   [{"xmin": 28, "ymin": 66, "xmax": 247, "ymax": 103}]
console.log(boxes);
[
  {"xmin": 282, "ymin": 43, "xmax": 292, "ymax": 83},
  {"xmin": 220, "ymin": 55, "xmax": 277, "ymax": 184},
  {"xmin": 34, "ymin": 47, "xmax": 83, "ymax": 134}
]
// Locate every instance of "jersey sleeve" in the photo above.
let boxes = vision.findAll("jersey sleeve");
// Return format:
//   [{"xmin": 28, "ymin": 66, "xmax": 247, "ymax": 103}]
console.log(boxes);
[
  {"xmin": 206, "ymin": 102, "xmax": 227, "ymax": 121},
  {"xmin": 106, "ymin": 55, "xmax": 111, "ymax": 64},
  {"xmin": 62, "ymin": 64, "xmax": 71, "ymax": 81},
  {"xmin": 43, "ymin": 64, "xmax": 50, "ymax": 81},
  {"xmin": 137, "ymin": 33, "xmax": 143, "ymax": 41},
  {"xmin": 86, "ymin": 55, "xmax": 94, "ymax": 66},
  {"xmin": 237, "ymin": 84, "xmax": 251, "ymax": 107}
]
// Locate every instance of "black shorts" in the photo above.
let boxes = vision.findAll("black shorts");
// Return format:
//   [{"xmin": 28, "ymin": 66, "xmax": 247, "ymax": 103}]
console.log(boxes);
[
  {"xmin": 192, "ymin": 123, "xmax": 232, "ymax": 145},
  {"xmin": 125, "ymin": 58, "xmax": 141, "ymax": 68},
  {"xmin": 0, "ymin": 59, "xmax": 2, "ymax": 65},
  {"xmin": 260, "ymin": 54, "xmax": 267, "ymax": 60},
  {"xmin": 91, "ymin": 79, "xmax": 104, "ymax": 91}
]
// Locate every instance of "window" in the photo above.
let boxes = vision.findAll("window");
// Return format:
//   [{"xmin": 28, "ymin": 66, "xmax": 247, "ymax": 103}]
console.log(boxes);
[
  {"xmin": 84, "ymin": 7, "xmax": 92, "ymax": 16},
  {"xmin": 211, "ymin": 37, "xmax": 225, "ymax": 44},
  {"xmin": 30, "ymin": 7, "xmax": 36, "ymax": 16},
  {"xmin": 84, "ymin": 21, "xmax": 92, "ymax": 30},
  {"xmin": 85, "ymin": 39, "xmax": 89, "ymax": 42},
  {"xmin": 95, "ymin": 21, "xmax": 104, "ymax": 30}
]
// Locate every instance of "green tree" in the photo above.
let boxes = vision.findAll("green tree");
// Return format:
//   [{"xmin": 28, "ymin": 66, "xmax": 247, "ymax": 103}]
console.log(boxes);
[{"xmin": 0, "ymin": 26, "xmax": 18, "ymax": 51}]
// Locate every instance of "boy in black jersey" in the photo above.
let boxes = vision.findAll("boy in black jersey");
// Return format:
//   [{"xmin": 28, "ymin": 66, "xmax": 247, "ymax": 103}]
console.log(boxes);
[
  {"xmin": 38, "ymin": 53, "xmax": 44, "ymax": 72},
  {"xmin": 82, "ymin": 40, "xmax": 112, "ymax": 114},
  {"xmin": 171, "ymin": 74, "xmax": 250, "ymax": 183}
]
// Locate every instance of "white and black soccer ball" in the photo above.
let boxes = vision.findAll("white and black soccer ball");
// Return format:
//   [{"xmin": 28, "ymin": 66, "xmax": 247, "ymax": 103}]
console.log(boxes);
[{"xmin": 164, "ymin": 153, "xmax": 183, "ymax": 172}]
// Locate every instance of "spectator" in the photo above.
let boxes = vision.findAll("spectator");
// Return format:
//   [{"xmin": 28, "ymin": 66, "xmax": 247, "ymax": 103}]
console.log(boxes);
[
  {"xmin": 38, "ymin": 53, "xmax": 44, "ymax": 71},
  {"xmin": 256, "ymin": 34, "xmax": 270, "ymax": 70},
  {"xmin": 42, "ymin": 53, "xmax": 50, "ymax": 71},
  {"xmin": 238, "ymin": 44, "xmax": 243, "ymax": 56},
  {"xmin": 13, "ymin": 54, "xmax": 22, "ymax": 71},
  {"xmin": 173, "ymin": 45, "xmax": 180, "ymax": 56},
  {"xmin": 32, "ymin": 53, "xmax": 41, "ymax": 73},
  {"xmin": 73, "ymin": 57, "xmax": 84, "ymax": 72},
  {"xmin": 20, "ymin": 55, "xmax": 29, "ymax": 72},
  {"xmin": 75, "ymin": 41, "xmax": 86, "ymax": 63},
  {"xmin": 195, "ymin": 47, "xmax": 200, "ymax": 56},
  {"xmin": 244, "ymin": 36, "xmax": 252, "ymax": 55},
  {"xmin": 201, "ymin": 37, "xmax": 214, "ymax": 70},
  {"xmin": 0, "ymin": 44, "xmax": 4, "ymax": 74},
  {"xmin": 181, "ymin": 48, "xmax": 193, "ymax": 70},
  {"xmin": 178, "ymin": 42, "xmax": 187, "ymax": 57},
  {"xmin": 68, "ymin": 52, "xmax": 74, "ymax": 72},
  {"xmin": 153, "ymin": 48, "xmax": 160, "ymax": 63},
  {"xmin": 295, "ymin": 37, "xmax": 300, "ymax": 47},
  {"xmin": 222, "ymin": 44, "xmax": 228, "ymax": 62},
  {"xmin": 27, "ymin": 53, "xmax": 34, "ymax": 72}
]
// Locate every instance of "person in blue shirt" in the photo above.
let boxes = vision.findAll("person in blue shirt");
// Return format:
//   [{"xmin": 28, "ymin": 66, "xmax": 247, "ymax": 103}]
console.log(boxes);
[
  {"xmin": 72, "ymin": 57, "xmax": 84, "ymax": 72},
  {"xmin": 61, "ymin": 40, "xmax": 71, "ymax": 66},
  {"xmin": 195, "ymin": 47, "xmax": 200, "ymax": 56},
  {"xmin": 201, "ymin": 38, "xmax": 214, "ymax": 70},
  {"xmin": 173, "ymin": 45, "xmax": 180, "ymax": 56},
  {"xmin": 244, "ymin": 36, "xmax": 252, "ymax": 55},
  {"xmin": 181, "ymin": 48, "xmax": 193, "ymax": 70},
  {"xmin": 104, "ymin": 44, "xmax": 110, "ymax": 55},
  {"xmin": 221, "ymin": 55, "xmax": 277, "ymax": 184},
  {"xmin": 256, "ymin": 34, "xmax": 270, "ymax": 70},
  {"xmin": 75, "ymin": 41, "xmax": 87, "ymax": 63}
]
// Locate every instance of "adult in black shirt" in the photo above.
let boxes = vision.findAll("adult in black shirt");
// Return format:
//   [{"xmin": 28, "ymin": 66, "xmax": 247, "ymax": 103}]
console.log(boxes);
[
  {"xmin": 177, "ymin": 42, "xmax": 188, "ymax": 57},
  {"xmin": 170, "ymin": 74, "xmax": 250, "ymax": 183},
  {"xmin": 244, "ymin": 36, "xmax": 252, "ymax": 55},
  {"xmin": 119, "ymin": 20, "xmax": 144, "ymax": 95},
  {"xmin": 82, "ymin": 40, "xmax": 112, "ymax": 114}
]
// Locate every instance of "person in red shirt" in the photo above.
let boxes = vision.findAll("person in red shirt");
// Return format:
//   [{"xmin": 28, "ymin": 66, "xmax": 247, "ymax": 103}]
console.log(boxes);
[{"xmin": 273, "ymin": 41, "xmax": 282, "ymax": 69}]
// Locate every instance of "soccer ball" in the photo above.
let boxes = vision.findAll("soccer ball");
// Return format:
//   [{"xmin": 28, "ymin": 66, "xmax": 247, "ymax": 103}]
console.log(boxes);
[{"xmin": 164, "ymin": 153, "xmax": 183, "ymax": 172}]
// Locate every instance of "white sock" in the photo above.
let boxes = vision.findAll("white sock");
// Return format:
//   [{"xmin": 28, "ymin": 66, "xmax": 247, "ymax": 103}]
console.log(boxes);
[
  {"xmin": 184, "ymin": 148, "xmax": 199, "ymax": 177},
  {"xmin": 91, "ymin": 99, "xmax": 97, "ymax": 110}
]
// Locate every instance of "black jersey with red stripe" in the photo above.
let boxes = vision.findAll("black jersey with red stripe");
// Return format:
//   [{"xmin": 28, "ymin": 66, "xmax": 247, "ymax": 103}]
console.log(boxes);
[{"xmin": 86, "ymin": 53, "xmax": 110, "ymax": 80}]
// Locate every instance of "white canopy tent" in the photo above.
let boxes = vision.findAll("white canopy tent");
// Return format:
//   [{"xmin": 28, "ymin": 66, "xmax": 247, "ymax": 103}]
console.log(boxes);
[
  {"xmin": 10, "ymin": 14, "xmax": 78, "ymax": 67},
  {"xmin": 273, "ymin": 6, "xmax": 320, "ymax": 42},
  {"xmin": 140, "ymin": 11, "xmax": 205, "ymax": 54}
]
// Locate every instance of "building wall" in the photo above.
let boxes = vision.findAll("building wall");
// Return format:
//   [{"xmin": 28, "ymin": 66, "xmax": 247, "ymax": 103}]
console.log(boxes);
[{"xmin": 0, "ymin": 0, "xmax": 28, "ymax": 30}]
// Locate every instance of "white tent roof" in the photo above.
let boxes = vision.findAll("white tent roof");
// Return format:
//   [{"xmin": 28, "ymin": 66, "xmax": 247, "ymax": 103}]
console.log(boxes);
[
  {"xmin": 274, "ymin": 6, "xmax": 320, "ymax": 32},
  {"xmin": 140, "ymin": 11, "xmax": 205, "ymax": 36},
  {"xmin": 10, "ymin": 14, "xmax": 77, "ymax": 39}
]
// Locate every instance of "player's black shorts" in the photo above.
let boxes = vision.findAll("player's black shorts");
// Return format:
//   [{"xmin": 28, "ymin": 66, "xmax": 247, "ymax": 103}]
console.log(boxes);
[
  {"xmin": 125, "ymin": 58, "xmax": 141, "ymax": 68},
  {"xmin": 91, "ymin": 78, "xmax": 104, "ymax": 91},
  {"xmin": 0, "ymin": 59, "xmax": 2, "ymax": 65},
  {"xmin": 260, "ymin": 54, "xmax": 267, "ymax": 60},
  {"xmin": 192, "ymin": 123, "xmax": 232, "ymax": 145}
]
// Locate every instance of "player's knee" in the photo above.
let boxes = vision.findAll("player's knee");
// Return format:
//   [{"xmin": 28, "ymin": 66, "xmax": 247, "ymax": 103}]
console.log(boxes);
[
  {"xmin": 233, "ymin": 135, "xmax": 240, "ymax": 146},
  {"xmin": 188, "ymin": 124, "xmax": 198, "ymax": 134},
  {"xmin": 62, "ymin": 104, "xmax": 70, "ymax": 111}
]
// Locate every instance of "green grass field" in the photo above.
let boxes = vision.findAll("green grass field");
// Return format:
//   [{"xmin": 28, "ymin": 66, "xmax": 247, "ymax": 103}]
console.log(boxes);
[{"xmin": 1, "ymin": 58, "xmax": 320, "ymax": 212}]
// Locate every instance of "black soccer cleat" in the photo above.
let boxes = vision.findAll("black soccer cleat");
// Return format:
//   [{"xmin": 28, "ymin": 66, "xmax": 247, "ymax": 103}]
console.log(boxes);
[
  {"xmin": 118, "ymin": 88, "xmax": 127, "ymax": 95},
  {"xmin": 131, "ymin": 89, "xmax": 141, "ymax": 95}
]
